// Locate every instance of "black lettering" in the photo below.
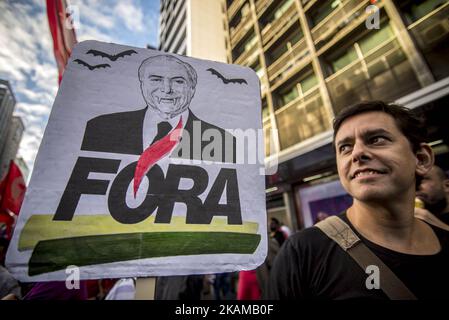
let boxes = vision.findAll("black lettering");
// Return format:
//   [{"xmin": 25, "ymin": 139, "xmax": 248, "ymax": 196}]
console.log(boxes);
[
  {"xmin": 156, "ymin": 165, "xmax": 209, "ymax": 224},
  {"xmin": 108, "ymin": 162, "xmax": 164, "ymax": 224},
  {"xmin": 203, "ymin": 168, "xmax": 242, "ymax": 224},
  {"xmin": 53, "ymin": 157, "xmax": 120, "ymax": 221}
]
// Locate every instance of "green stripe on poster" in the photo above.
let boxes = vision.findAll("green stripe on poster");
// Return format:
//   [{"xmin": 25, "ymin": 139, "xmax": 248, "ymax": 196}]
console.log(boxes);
[{"xmin": 28, "ymin": 232, "xmax": 261, "ymax": 276}]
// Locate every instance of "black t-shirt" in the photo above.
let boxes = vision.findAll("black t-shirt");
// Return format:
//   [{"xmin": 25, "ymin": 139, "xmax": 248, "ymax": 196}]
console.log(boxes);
[
  {"xmin": 439, "ymin": 212, "xmax": 449, "ymax": 226},
  {"xmin": 265, "ymin": 213, "xmax": 449, "ymax": 299}
]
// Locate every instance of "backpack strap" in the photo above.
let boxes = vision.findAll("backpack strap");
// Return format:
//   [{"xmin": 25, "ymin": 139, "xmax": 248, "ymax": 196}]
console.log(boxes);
[{"xmin": 315, "ymin": 216, "xmax": 417, "ymax": 300}]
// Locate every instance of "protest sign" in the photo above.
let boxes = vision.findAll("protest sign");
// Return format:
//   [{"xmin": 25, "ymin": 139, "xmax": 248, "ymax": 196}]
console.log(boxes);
[{"xmin": 6, "ymin": 40, "xmax": 267, "ymax": 281}]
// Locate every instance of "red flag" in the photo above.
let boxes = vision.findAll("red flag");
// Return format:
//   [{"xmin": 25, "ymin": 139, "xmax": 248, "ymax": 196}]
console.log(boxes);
[
  {"xmin": 0, "ymin": 161, "xmax": 26, "ymax": 240},
  {"xmin": 0, "ymin": 161, "xmax": 26, "ymax": 216},
  {"xmin": 46, "ymin": 0, "xmax": 78, "ymax": 84},
  {"xmin": 0, "ymin": 213, "xmax": 15, "ymax": 240}
]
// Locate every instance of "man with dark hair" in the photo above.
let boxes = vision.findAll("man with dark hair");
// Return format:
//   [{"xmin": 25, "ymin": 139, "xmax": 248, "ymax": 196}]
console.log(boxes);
[
  {"xmin": 416, "ymin": 165, "xmax": 449, "ymax": 226},
  {"xmin": 266, "ymin": 101, "xmax": 449, "ymax": 299}
]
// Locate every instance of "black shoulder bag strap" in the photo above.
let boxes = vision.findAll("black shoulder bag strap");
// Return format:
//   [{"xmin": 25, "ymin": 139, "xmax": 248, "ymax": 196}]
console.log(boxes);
[{"xmin": 315, "ymin": 216, "xmax": 417, "ymax": 300}]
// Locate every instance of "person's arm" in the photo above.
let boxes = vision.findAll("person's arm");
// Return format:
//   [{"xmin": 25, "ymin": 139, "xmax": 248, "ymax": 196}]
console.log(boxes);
[
  {"xmin": 1, "ymin": 293, "xmax": 18, "ymax": 300},
  {"xmin": 0, "ymin": 266, "xmax": 22, "ymax": 300}
]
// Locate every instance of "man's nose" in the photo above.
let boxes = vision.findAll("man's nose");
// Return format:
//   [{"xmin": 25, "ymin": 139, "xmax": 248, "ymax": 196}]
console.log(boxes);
[
  {"xmin": 162, "ymin": 78, "xmax": 172, "ymax": 93},
  {"xmin": 352, "ymin": 141, "xmax": 371, "ymax": 163}
]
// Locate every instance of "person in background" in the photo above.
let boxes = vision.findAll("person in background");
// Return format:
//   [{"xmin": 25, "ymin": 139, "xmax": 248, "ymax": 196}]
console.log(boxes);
[
  {"xmin": 155, "ymin": 275, "xmax": 204, "ymax": 300},
  {"xmin": 237, "ymin": 269, "xmax": 260, "ymax": 300},
  {"xmin": 213, "ymin": 272, "xmax": 233, "ymax": 300},
  {"xmin": 0, "ymin": 238, "xmax": 21, "ymax": 300},
  {"xmin": 279, "ymin": 222, "xmax": 292, "ymax": 238},
  {"xmin": 269, "ymin": 218, "xmax": 286, "ymax": 247},
  {"xmin": 256, "ymin": 236, "xmax": 280, "ymax": 298},
  {"xmin": 415, "ymin": 165, "xmax": 449, "ymax": 229}
]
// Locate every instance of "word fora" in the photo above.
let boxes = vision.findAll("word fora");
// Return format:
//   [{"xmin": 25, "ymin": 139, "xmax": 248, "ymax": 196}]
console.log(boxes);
[{"xmin": 53, "ymin": 157, "xmax": 242, "ymax": 225}]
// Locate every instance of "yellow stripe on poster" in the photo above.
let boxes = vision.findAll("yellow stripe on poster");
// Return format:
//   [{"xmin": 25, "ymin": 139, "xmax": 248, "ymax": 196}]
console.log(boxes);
[{"xmin": 18, "ymin": 214, "xmax": 259, "ymax": 251}]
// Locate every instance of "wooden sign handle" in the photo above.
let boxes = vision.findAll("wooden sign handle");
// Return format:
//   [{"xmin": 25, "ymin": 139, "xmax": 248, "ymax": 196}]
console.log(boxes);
[{"xmin": 135, "ymin": 277, "xmax": 156, "ymax": 300}]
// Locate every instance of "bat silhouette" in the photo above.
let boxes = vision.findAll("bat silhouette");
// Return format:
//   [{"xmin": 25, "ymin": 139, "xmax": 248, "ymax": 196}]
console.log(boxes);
[
  {"xmin": 86, "ymin": 49, "xmax": 137, "ymax": 61},
  {"xmin": 74, "ymin": 59, "xmax": 111, "ymax": 70},
  {"xmin": 207, "ymin": 68, "xmax": 248, "ymax": 85}
]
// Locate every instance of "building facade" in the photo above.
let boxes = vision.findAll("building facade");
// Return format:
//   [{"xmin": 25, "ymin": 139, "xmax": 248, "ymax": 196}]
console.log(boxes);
[
  {"xmin": 0, "ymin": 116, "xmax": 25, "ymax": 179},
  {"xmin": 159, "ymin": 0, "xmax": 228, "ymax": 62},
  {"xmin": 223, "ymin": 0, "xmax": 449, "ymax": 231},
  {"xmin": 0, "ymin": 80, "xmax": 20, "ymax": 180}
]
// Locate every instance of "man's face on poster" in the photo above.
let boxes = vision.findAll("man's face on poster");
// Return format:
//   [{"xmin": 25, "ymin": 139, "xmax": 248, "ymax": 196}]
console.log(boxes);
[{"xmin": 140, "ymin": 60, "xmax": 195, "ymax": 119}]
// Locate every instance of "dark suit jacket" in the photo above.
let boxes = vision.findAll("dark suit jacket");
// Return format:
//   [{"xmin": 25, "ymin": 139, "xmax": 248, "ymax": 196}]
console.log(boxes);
[{"xmin": 81, "ymin": 107, "xmax": 236, "ymax": 163}]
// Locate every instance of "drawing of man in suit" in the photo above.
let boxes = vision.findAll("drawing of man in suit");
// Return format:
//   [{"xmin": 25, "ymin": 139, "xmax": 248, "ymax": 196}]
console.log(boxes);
[{"xmin": 81, "ymin": 54, "xmax": 236, "ymax": 163}]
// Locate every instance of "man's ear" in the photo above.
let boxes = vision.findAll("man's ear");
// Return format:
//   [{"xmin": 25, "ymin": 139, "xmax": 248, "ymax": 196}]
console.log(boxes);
[{"xmin": 415, "ymin": 143, "xmax": 434, "ymax": 177}]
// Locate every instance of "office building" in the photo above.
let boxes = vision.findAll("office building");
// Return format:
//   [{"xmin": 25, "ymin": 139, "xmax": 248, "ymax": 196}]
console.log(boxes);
[
  {"xmin": 0, "ymin": 116, "xmax": 24, "ymax": 178},
  {"xmin": 0, "ymin": 80, "xmax": 20, "ymax": 180},
  {"xmin": 159, "ymin": 0, "xmax": 228, "ymax": 62}
]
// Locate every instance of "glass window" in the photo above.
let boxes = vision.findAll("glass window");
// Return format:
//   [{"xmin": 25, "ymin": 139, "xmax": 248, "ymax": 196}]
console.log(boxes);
[
  {"xmin": 310, "ymin": 0, "xmax": 342, "ymax": 27},
  {"xmin": 260, "ymin": 0, "xmax": 294, "ymax": 27},
  {"xmin": 275, "ymin": 90, "xmax": 330, "ymax": 150},
  {"xmin": 329, "ymin": 23, "xmax": 393, "ymax": 73},
  {"xmin": 300, "ymin": 73, "xmax": 318, "ymax": 93},
  {"xmin": 359, "ymin": 24, "xmax": 394, "ymax": 54},
  {"xmin": 405, "ymin": 0, "xmax": 449, "ymax": 80},
  {"xmin": 330, "ymin": 47, "xmax": 357, "ymax": 73},
  {"xmin": 274, "ymin": 0, "xmax": 294, "ymax": 19},
  {"xmin": 245, "ymin": 35, "xmax": 258, "ymax": 51},
  {"xmin": 262, "ymin": 99, "xmax": 270, "ymax": 118},
  {"xmin": 232, "ymin": 30, "xmax": 256, "ymax": 60},
  {"xmin": 273, "ymin": 67, "xmax": 318, "ymax": 109},
  {"xmin": 229, "ymin": 10, "xmax": 242, "ymax": 29},
  {"xmin": 265, "ymin": 26, "xmax": 303, "ymax": 65},
  {"xmin": 250, "ymin": 60, "xmax": 264, "ymax": 78},
  {"xmin": 400, "ymin": 0, "xmax": 448, "ymax": 24},
  {"xmin": 281, "ymin": 86, "xmax": 299, "ymax": 105}
]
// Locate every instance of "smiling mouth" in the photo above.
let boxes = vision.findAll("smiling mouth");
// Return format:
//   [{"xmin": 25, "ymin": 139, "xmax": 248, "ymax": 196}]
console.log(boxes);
[
  {"xmin": 351, "ymin": 169, "xmax": 386, "ymax": 179},
  {"xmin": 155, "ymin": 97, "xmax": 179, "ymax": 105}
]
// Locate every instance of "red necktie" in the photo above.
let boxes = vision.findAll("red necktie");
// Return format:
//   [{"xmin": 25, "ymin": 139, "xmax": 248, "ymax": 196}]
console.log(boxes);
[{"xmin": 133, "ymin": 117, "xmax": 183, "ymax": 197}]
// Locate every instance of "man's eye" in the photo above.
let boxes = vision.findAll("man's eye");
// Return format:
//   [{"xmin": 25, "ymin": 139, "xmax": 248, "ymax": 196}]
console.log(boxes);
[
  {"xmin": 371, "ymin": 136, "xmax": 386, "ymax": 144},
  {"xmin": 149, "ymin": 77, "xmax": 161, "ymax": 82},
  {"xmin": 175, "ymin": 80, "xmax": 185, "ymax": 84},
  {"xmin": 339, "ymin": 145, "xmax": 351, "ymax": 153}
]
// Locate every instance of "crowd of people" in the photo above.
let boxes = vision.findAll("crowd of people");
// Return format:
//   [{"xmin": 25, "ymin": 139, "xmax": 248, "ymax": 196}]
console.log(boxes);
[{"xmin": 1, "ymin": 100, "xmax": 448, "ymax": 300}]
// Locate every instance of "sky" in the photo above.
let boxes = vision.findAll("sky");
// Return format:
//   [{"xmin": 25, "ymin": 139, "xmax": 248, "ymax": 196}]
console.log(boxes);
[{"xmin": 0, "ymin": 0, "xmax": 160, "ymax": 177}]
